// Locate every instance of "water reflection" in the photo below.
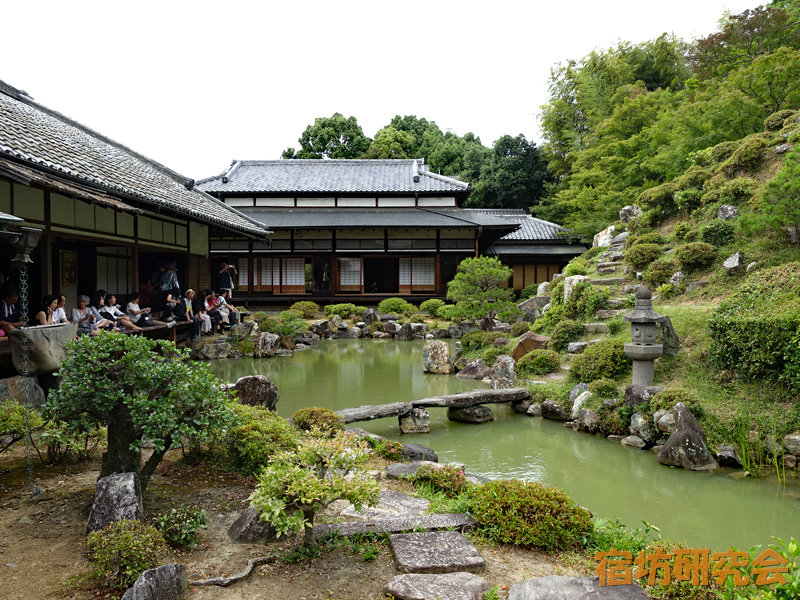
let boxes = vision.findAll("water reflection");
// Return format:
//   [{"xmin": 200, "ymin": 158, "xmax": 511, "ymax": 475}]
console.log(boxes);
[{"xmin": 209, "ymin": 339, "xmax": 800, "ymax": 551}]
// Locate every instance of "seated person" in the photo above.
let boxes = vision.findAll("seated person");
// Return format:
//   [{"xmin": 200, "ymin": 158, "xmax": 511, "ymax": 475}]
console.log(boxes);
[
  {"xmin": 126, "ymin": 291, "xmax": 151, "ymax": 325},
  {"xmin": 52, "ymin": 293, "xmax": 71, "ymax": 323},
  {"xmin": 190, "ymin": 290, "xmax": 214, "ymax": 335},
  {"xmin": 203, "ymin": 289, "xmax": 223, "ymax": 335},
  {"xmin": 0, "ymin": 289, "xmax": 22, "ymax": 334},
  {"xmin": 89, "ymin": 295, "xmax": 117, "ymax": 331},
  {"xmin": 72, "ymin": 295, "xmax": 104, "ymax": 336},
  {"xmin": 34, "ymin": 294, "xmax": 58, "ymax": 326},
  {"xmin": 217, "ymin": 289, "xmax": 240, "ymax": 327},
  {"xmin": 175, "ymin": 289, "xmax": 202, "ymax": 341},
  {"xmin": 103, "ymin": 294, "xmax": 143, "ymax": 331}
]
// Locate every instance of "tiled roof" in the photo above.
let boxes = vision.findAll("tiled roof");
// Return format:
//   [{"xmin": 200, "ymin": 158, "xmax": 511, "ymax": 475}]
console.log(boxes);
[
  {"xmin": 0, "ymin": 80, "xmax": 267, "ymax": 237},
  {"xmin": 197, "ymin": 159, "xmax": 472, "ymax": 195},
  {"xmin": 237, "ymin": 207, "xmax": 517, "ymax": 230},
  {"xmin": 466, "ymin": 209, "xmax": 567, "ymax": 241}
]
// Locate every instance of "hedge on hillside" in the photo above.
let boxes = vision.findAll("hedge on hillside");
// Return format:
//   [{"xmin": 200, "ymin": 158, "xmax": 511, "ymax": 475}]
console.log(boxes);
[{"xmin": 709, "ymin": 263, "xmax": 800, "ymax": 390}]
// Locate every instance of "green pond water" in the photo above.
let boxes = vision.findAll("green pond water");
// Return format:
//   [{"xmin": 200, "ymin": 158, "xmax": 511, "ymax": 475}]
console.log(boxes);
[{"xmin": 210, "ymin": 338, "xmax": 800, "ymax": 551}]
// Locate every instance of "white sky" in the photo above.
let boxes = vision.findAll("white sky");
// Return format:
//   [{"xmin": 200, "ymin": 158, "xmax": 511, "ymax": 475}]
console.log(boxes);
[{"xmin": 3, "ymin": 0, "xmax": 762, "ymax": 179}]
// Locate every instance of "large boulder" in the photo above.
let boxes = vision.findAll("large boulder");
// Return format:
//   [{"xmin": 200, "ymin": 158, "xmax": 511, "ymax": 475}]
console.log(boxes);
[
  {"xmin": 541, "ymin": 400, "xmax": 570, "ymax": 421},
  {"xmin": 230, "ymin": 375, "xmax": 279, "ymax": 411},
  {"xmin": 362, "ymin": 308, "xmax": 379, "ymax": 325},
  {"xmin": 87, "ymin": 472, "xmax": 143, "ymax": 534},
  {"xmin": 199, "ymin": 342, "xmax": 231, "ymax": 360},
  {"xmin": 577, "ymin": 408, "xmax": 600, "ymax": 432},
  {"xmin": 657, "ymin": 403, "xmax": 719, "ymax": 471},
  {"xmin": 564, "ymin": 275, "xmax": 589, "ymax": 302},
  {"xmin": 718, "ymin": 205, "xmax": 739, "ymax": 220},
  {"xmin": 402, "ymin": 444, "xmax": 438, "ymax": 462},
  {"xmin": 0, "ymin": 375, "xmax": 46, "ymax": 408},
  {"xmin": 455, "ymin": 359, "xmax": 491, "ymax": 380},
  {"xmin": 396, "ymin": 323, "xmax": 415, "ymax": 341},
  {"xmin": 656, "ymin": 316, "xmax": 680, "ymax": 356},
  {"xmin": 784, "ymin": 432, "xmax": 800, "ymax": 456},
  {"xmin": 629, "ymin": 412, "xmax": 657, "ymax": 444},
  {"xmin": 593, "ymin": 225, "xmax": 616, "ymax": 248},
  {"xmin": 569, "ymin": 383, "xmax": 589, "ymax": 403},
  {"xmin": 120, "ymin": 564, "xmax": 188, "ymax": 600},
  {"xmin": 227, "ymin": 506, "xmax": 279, "ymax": 543},
  {"xmin": 383, "ymin": 321, "xmax": 398, "ymax": 336},
  {"xmin": 716, "ymin": 444, "xmax": 743, "ymax": 468},
  {"xmin": 447, "ymin": 406, "xmax": 494, "ymax": 424},
  {"xmin": 723, "ymin": 251, "xmax": 746, "ymax": 275},
  {"xmin": 619, "ymin": 205, "xmax": 643, "ymax": 223},
  {"xmin": 345, "ymin": 326, "xmax": 361, "ymax": 339},
  {"xmin": 490, "ymin": 355, "xmax": 516, "ymax": 389},
  {"xmin": 624, "ymin": 385, "xmax": 662, "ymax": 408},
  {"xmin": 537, "ymin": 282, "xmax": 550, "ymax": 296},
  {"xmin": 571, "ymin": 391, "xmax": 592, "ymax": 419},
  {"xmin": 423, "ymin": 341, "xmax": 452, "ymax": 374},
  {"xmin": 611, "ymin": 231, "xmax": 629, "ymax": 246},
  {"xmin": 9, "ymin": 324, "xmax": 78, "ymax": 376},
  {"xmin": 252, "ymin": 332, "xmax": 280, "ymax": 358},
  {"xmin": 511, "ymin": 332, "xmax": 550, "ymax": 362},
  {"xmin": 310, "ymin": 320, "xmax": 330, "ymax": 338},
  {"xmin": 399, "ymin": 408, "xmax": 431, "ymax": 434},
  {"xmin": 509, "ymin": 576, "xmax": 649, "ymax": 599}
]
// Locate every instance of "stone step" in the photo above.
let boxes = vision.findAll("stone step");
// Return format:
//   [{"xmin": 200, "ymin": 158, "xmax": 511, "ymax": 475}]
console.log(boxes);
[
  {"xmin": 596, "ymin": 261, "xmax": 622, "ymax": 268},
  {"xmin": 384, "ymin": 572, "xmax": 489, "ymax": 600},
  {"xmin": 336, "ymin": 402, "xmax": 413, "ymax": 423},
  {"xmin": 390, "ymin": 531, "xmax": 485, "ymax": 574},
  {"xmin": 588, "ymin": 278, "xmax": 626, "ymax": 286},
  {"xmin": 508, "ymin": 575, "xmax": 649, "ymax": 599},
  {"xmin": 411, "ymin": 387, "xmax": 529, "ymax": 408},
  {"xmin": 312, "ymin": 512, "xmax": 477, "ymax": 539}
]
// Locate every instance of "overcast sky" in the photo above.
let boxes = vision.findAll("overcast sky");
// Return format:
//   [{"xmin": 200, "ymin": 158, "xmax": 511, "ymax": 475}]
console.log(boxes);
[{"xmin": 3, "ymin": 0, "xmax": 762, "ymax": 179}]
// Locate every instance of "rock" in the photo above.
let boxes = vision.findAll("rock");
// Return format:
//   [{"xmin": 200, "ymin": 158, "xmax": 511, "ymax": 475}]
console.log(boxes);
[
  {"xmin": 785, "ymin": 454, "xmax": 798, "ymax": 469},
  {"xmin": 310, "ymin": 319, "xmax": 330, "ymax": 337},
  {"xmin": 490, "ymin": 355, "xmax": 517, "ymax": 389},
  {"xmin": 390, "ymin": 531, "xmax": 485, "ymax": 574},
  {"xmin": 611, "ymin": 231, "xmax": 629, "ymax": 246},
  {"xmin": 564, "ymin": 275, "xmax": 589, "ymax": 302},
  {"xmin": 583, "ymin": 322, "xmax": 608, "ymax": 334},
  {"xmin": 527, "ymin": 403, "xmax": 542, "ymax": 417},
  {"xmin": 597, "ymin": 268, "xmax": 617, "ymax": 276},
  {"xmin": 595, "ymin": 309, "xmax": 620, "ymax": 320},
  {"xmin": 278, "ymin": 334, "xmax": 295, "ymax": 350},
  {"xmin": 537, "ymin": 282, "xmax": 550, "ymax": 296},
  {"xmin": 455, "ymin": 359, "xmax": 491, "ymax": 380},
  {"xmin": 788, "ymin": 225, "xmax": 800, "ymax": 244},
  {"xmin": 199, "ymin": 342, "xmax": 231, "ymax": 360},
  {"xmin": 783, "ymin": 432, "xmax": 800, "ymax": 456},
  {"xmin": 669, "ymin": 271, "xmax": 685, "ymax": 286},
  {"xmin": 9, "ymin": 324, "xmax": 78, "ymax": 376},
  {"xmin": 447, "ymin": 406, "xmax": 494, "ymax": 423},
  {"xmin": 385, "ymin": 461, "xmax": 438, "ymax": 480},
  {"xmin": 423, "ymin": 341, "xmax": 452, "ymax": 374},
  {"xmin": 619, "ymin": 205, "xmax": 643, "ymax": 223},
  {"xmin": 724, "ymin": 251, "xmax": 746, "ymax": 275},
  {"xmin": 337, "ymin": 402, "xmax": 413, "ymax": 424},
  {"xmin": 343, "ymin": 490, "xmax": 430, "ymax": 520},
  {"xmin": 629, "ymin": 412, "xmax": 656, "ymax": 444},
  {"xmin": 624, "ymin": 385, "xmax": 662, "ymax": 408},
  {"xmin": 716, "ymin": 444, "xmax": 743, "ymax": 468},
  {"xmin": 569, "ymin": 383, "xmax": 589, "ymax": 402},
  {"xmin": 621, "ymin": 435, "xmax": 646, "ymax": 449},
  {"xmin": 252, "ymin": 332, "xmax": 280, "ymax": 358},
  {"xmin": 402, "ymin": 444, "xmax": 438, "ymax": 462},
  {"xmin": 384, "ymin": 572, "xmax": 489, "ymax": 600},
  {"xmin": 567, "ymin": 341, "xmax": 588, "ymax": 354},
  {"xmin": 87, "ymin": 473, "xmax": 143, "ymax": 534},
  {"xmin": 746, "ymin": 261, "xmax": 758, "ymax": 272},
  {"xmin": 274, "ymin": 348, "xmax": 293, "ymax": 356},
  {"xmin": 229, "ymin": 375, "xmax": 279, "ymax": 411},
  {"xmin": 577, "ymin": 408, "xmax": 600, "ymax": 432},
  {"xmin": 657, "ymin": 403, "xmax": 719, "ymax": 471},
  {"xmin": 655, "ymin": 315, "xmax": 680, "ymax": 357},
  {"xmin": 399, "ymin": 408, "xmax": 431, "ymax": 434},
  {"xmin": 605, "ymin": 251, "xmax": 625, "ymax": 262},
  {"xmin": 0, "ymin": 375, "xmax": 45, "ymax": 408},
  {"xmin": 541, "ymin": 400, "xmax": 570, "ymax": 421},
  {"xmin": 411, "ymin": 323, "xmax": 428, "ymax": 336},
  {"xmin": 362, "ymin": 308, "xmax": 379, "ymax": 325},
  {"xmin": 378, "ymin": 332, "xmax": 393, "ymax": 339},
  {"xmin": 120, "ymin": 564, "xmax": 188, "ymax": 600},
  {"xmin": 412, "ymin": 388, "xmax": 530, "ymax": 408},
  {"xmin": 589, "ymin": 278, "xmax": 626, "ymax": 287},
  {"xmin": 431, "ymin": 329, "xmax": 449, "ymax": 338},
  {"xmin": 593, "ymin": 224, "xmax": 616, "ymax": 248},
  {"xmin": 395, "ymin": 323, "xmax": 414, "ymax": 341},
  {"xmin": 384, "ymin": 321, "xmax": 398, "ymax": 335},
  {"xmin": 329, "ymin": 314, "xmax": 342, "ymax": 329},
  {"xmin": 345, "ymin": 326, "xmax": 360, "ymax": 339},
  {"xmin": 655, "ymin": 411, "xmax": 675, "ymax": 435},
  {"xmin": 509, "ymin": 575, "xmax": 649, "ymax": 600},
  {"xmin": 776, "ymin": 143, "xmax": 792, "ymax": 154},
  {"xmin": 685, "ymin": 280, "xmax": 709, "ymax": 293},
  {"xmin": 718, "ymin": 205, "xmax": 739, "ymax": 220},
  {"xmin": 227, "ymin": 507, "xmax": 279, "ymax": 543},
  {"xmin": 245, "ymin": 320, "xmax": 259, "ymax": 336},
  {"xmin": 511, "ymin": 332, "xmax": 550, "ymax": 361},
  {"xmin": 512, "ymin": 399, "xmax": 533, "ymax": 413},
  {"xmin": 492, "ymin": 337, "xmax": 509, "ymax": 348},
  {"xmin": 571, "ymin": 391, "xmax": 592, "ymax": 419},
  {"xmin": 294, "ymin": 332, "xmax": 319, "ymax": 345}
]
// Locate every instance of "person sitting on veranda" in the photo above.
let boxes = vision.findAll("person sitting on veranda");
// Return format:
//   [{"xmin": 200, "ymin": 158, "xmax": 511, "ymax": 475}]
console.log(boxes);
[
  {"xmin": 103, "ymin": 294, "xmax": 143, "ymax": 332},
  {"xmin": 176, "ymin": 289, "xmax": 202, "ymax": 341},
  {"xmin": 126, "ymin": 291, "xmax": 151, "ymax": 326},
  {"xmin": 0, "ymin": 288, "xmax": 22, "ymax": 335},
  {"xmin": 89, "ymin": 295, "xmax": 118, "ymax": 331},
  {"xmin": 216, "ymin": 289, "xmax": 240, "ymax": 328},
  {"xmin": 52, "ymin": 293, "xmax": 70, "ymax": 324},
  {"xmin": 203, "ymin": 289, "xmax": 224, "ymax": 335},
  {"xmin": 191, "ymin": 290, "xmax": 215, "ymax": 335},
  {"xmin": 72, "ymin": 295, "xmax": 104, "ymax": 336},
  {"xmin": 34, "ymin": 294, "xmax": 58, "ymax": 326}
]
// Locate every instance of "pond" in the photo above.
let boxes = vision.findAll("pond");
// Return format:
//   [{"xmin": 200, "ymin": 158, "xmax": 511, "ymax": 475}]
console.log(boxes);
[{"xmin": 209, "ymin": 338, "xmax": 800, "ymax": 552}]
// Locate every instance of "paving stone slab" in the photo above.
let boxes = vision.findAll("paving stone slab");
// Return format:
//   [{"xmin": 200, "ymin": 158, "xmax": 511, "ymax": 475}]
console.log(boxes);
[
  {"xmin": 313, "ymin": 513, "xmax": 476, "ymax": 539},
  {"xmin": 336, "ymin": 402, "xmax": 412, "ymax": 423},
  {"xmin": 390, "ymin": 531, "xmax": 485, "ymax": 574},
  {"xmin": 508, "ymin": 576, "xmax": 649, "ymax": 599},
  {"xmin": 412, "ymin": 388, "xmax": 529, "ymax": 408},
  {"xmin": 341, "ymin": 489, "xmax": 430, "ymax": 519},
  {"xmin": 384, "ymin": 572, "xmax": 490, "ymax": 600}
]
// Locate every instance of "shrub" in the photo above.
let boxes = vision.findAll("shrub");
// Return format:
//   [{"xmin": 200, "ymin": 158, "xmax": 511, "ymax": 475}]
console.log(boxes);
[
  {"xmin": 701, "ymin": 177, "xmax": 758, "ymax": 205},
  {"xmin": 637, "ymin": 181, "xmax": 677, "ymax": 211},
  {"xmin": 764, "ymin": 109, "xmax": 797, "ymax": 131},
  {"xmin": 324, "ymin": 303, "xmax": 358, "ymax": 319},
  {"xmin": 655, "ymin": 283, "xmax": 679, "ymax": 300},
  {"xmin": 671, "ymin": 222, "xmax": 691, "ymax": 241},
  {"xmin": 261, "ymin": 313, "xmax": 307, "ymax": 336},
  {"xmin": 292, "ymin": 406, "xmax": 345, "ymax": 435},
  {"xmin": 280, "ymin": 309, "xmax": 304, "ymax": 321},
  {"xmin": 461, "ymin": 330, "xmax": 506, "ymax": 352},
  {"xmin": 516, "ymin": 350, "xmax": 561, "ymax": 378},
  {"xmin": 673, "ymin": 187, "xmax": 703, "ymax": 212},
  {"xmin": 565, "ymin": 281, "xmax": 610, "ymax": 321},
  {"xmin": 720, "ymin": 134, "xmax": 766, "ymax": 175},
  {"xmin": 420, "ymin": 299, "xmax": 445, "ymax": 315},
  {"xmin": 648, "ymin": 388, "xmax": 704, "ymax": 418},
  {"xmin": 407, "ymin": 464, "xmax": 470, "ymax": 498},
  {"xmin": 436, "ymin": 304, "xmax": 460, "ymax": 320},
  {"xmin": 510, "ymin": 322, "xmax": 532, "ymax": 337},
  {"xmin": 482, "ymin": 342, "xmax": 514, "ymax": 367},
  {"xmin": 643, "ymin": 257, "xmax": 678, "ymax": 287},
  {"xmin": 549, "ymin": 319, "xmax": 585, "ymax": 353},
  {"xmin": 626, "ymin": 232, "xmax": 663, "ymax": 248},
  {"xmin": 368, "ymin": 321, "xmax": 384, "ymax": 333},
  {"xmin": 584, "ymin": 246, "xmax": 605, "ymax": 260},
  {"xmin": 690, "ymin": 140, "xmax": 740, "ymax": 168},
  {"xmin": 378, "ymin": 297, "xmax": 414, "ymax": 315},
  {"xmin": 0, "ymin": 400, "xmax": 43, "ymax": 457},
  {"xmin": 290, "ymin": 301, "xmax": 321, "ymax": 319},
  {"xmin": 563, "ymin": 257, "xmax": 589, "ymax": 276},
  {"xmin": 570, "ymin": 339, "xmax": 629, "ymax": 382},
  {"xmin": 675, "ymin": 165, "xmax": 713, "ymax": 189},
  {"xmin": 699, "ymin": 220, "xmax": 736, "ymax": 247},
  {"xmin": 675, "ymin": 242, "xmax": 716, "ymax": 272},
  {"xmin": 228, "ymin": 406, "xmax": 299, "ymax": 474},
  {"xmin": 588, "ymin": 378, "xmax": 619, "ymax": 399},
  {"xmin": 85, "ymin": 520, "xmax": 167, "ymax": 591},
  {"xmin": 466, "ymin": 479, "xmax": 591, "ymax": 550},
  {"xmin": 363, "ymin": 436, "xmax": 407, "ymax": 461},
  {"xmin": 625, "ymin": 243, "xmax": 662, "ymax": 270},
  {"xmin": 37, "ymin": 419, "xmax": 105, "ymax": 464},
  {"xmin": 154, "ymin": 506, "xmax": 209, "ymax": 549},
  {"xmin": 409, "ymin": 312, "xmax": 427, "ymax": 322},
  {"xmin": 519, "ymin": 283, "xmax": 539, "ymax": 300}
]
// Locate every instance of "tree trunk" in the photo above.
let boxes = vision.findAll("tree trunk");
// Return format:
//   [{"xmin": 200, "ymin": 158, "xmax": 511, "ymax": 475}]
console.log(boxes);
[
  {"xmin": 138, "ymin": 435, "xmax": 171, "ymax": 496},
  {"xmin": 302, "ymin": 505, "xmax": 316, "ymax": 547},
  {"xmin": 101, "ymin": 400, "xmax": 141, "ymax": 481}
]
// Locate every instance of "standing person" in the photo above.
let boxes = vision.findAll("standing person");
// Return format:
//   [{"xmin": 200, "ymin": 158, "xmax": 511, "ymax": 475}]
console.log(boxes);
[
  {"xmin": 0, "ymin": 289, "xmax": 22, "ymax": 334},
  {"xmin": 161, "ymin": 264, "xmax": 179, "ymax": 292},
  {"xmin": 219, "ymin": 262, "xmax": 237, "ymax": 299},
  {"xmin": 34, "ymin": 295, "xmax": 58, "ymax": 326},
  {"xmin": 52, "ymin": 293, "xmax": 70, "ymax": 324}
]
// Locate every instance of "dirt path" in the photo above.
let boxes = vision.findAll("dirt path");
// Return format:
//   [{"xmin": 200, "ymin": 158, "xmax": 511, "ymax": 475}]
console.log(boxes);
[{"xmin": 0, "ymin": 449, "xmax": 586, "ymax": 600}]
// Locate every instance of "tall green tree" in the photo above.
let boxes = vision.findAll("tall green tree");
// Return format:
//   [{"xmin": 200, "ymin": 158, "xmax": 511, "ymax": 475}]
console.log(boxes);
[
  {"xmin": 361, "ymin": 126, "xmax": 416, "ymax": 158},
  {"xmin": 447, "ymin": 256, "xmax": 515, "ymax": 321},
  {"xmin": 289, "ymin": 113, "xmax": 371, "ymax": 159}
]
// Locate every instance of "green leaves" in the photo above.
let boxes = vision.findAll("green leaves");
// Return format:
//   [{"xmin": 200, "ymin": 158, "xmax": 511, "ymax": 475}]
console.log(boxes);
[{"xmin": 446, "ymin": 257, "xmax": 515, "ymax": 321}]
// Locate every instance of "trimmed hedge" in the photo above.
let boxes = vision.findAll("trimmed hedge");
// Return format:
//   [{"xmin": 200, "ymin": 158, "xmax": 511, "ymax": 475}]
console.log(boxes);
[
  {"xmin": 516, "ymin": 350, "xmax": 560, "ymax": 378},
  {"xmin": 675, "ymin": 242, "xmax": 716, "ymax": 272},
  {"xmin": 570, "ymin": 339, "xmax": 629, "ymax": 382},
  {"xmin": 625, "ymin": 243, "xmax": 662, "ymax": 270}
]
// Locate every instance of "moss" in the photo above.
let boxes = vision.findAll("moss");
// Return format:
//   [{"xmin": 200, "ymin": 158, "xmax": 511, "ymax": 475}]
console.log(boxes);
[
  {"xmin": 764, "ymin": 109, "xmax": 797, "ymax": 132},
  {"xmin": 675, "ymin": 242, "xmax": 716, "ymax": 272}
]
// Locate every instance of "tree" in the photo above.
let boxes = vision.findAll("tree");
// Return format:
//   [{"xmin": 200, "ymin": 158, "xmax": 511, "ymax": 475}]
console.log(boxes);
[
  {"xmin": 361, "ymin": 126, "xmax": 416, "ymax": 158},
  {"xmin": 43, "ymin": 333, "xmax": 235, "ymax": 493},
  {"xmin": 446, "ymin": 256, "xmax": 515, "ymax": 321},
  {"xmin": 249, "ymin": 429, "xmax": 380, "ymax": 547},
  {"xmin": 295, "ymin": 113, "xmax": 371, "ymax": 159},
  {"xmin": 743, "ymin": 147, "xmax": 800, "ymax": 236}
]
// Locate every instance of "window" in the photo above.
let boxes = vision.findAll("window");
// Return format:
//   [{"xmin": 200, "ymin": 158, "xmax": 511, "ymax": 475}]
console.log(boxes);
[{"xmin": 338, "ymin": 258, "xmax": 362, "ymax": 292}]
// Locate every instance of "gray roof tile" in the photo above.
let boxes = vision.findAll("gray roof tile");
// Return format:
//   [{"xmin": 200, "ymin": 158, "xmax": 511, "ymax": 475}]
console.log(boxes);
[
  {"xmin": 197, "ymin": 159, "xmax": 471, "ymax": 195},
  {"xmin": 0, "ymin": 80, "xmax": 267, "ymax": 237},
  {"xmin": 466, "ymin": 209, "xmax": 567, "ymax": 241}
]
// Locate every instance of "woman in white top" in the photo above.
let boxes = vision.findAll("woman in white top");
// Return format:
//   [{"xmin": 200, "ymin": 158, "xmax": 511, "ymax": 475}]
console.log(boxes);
[
  {"xmin": 125, "ymin": 291, "xmax": 150, "ymax": 324},
  {"xmin": 104, "ymin": 294, "xmax": 142, "ymax": 331},
  {"xmin": 52, "ymin": 294, "xmax": 70, "ymax": 324},
  {"xmin": 72, "ymin": 295, "xmax": 104, "ymax": 336}
]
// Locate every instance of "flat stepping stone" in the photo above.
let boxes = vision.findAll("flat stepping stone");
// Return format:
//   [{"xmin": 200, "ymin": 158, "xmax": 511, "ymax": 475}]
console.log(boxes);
[
  {"xmin": 508, "ymin": 576, "xmax": 649, "ymax": 599},
  {"xmin": 336, "ymin": 402, "xmax": 412, "ymax": 423},
  {"xmin": 588, "ymin": 278, "xmax": 625, "ymax": 286},
  {"xmin": 385, "ymin": 461, "xmax": 490, "ymax": 485},
  {"xmin": 384, "ymin": 572, "xmax": 489, "ymax": 600},
  {"xmin": 412, "ymin": 388, "xmax": 529, "ymax": 408},
  {"xmin": 313, "ymin": 513, "xmax": 476, "ymax": 539},
  {"xmin": 390, "ymin": 531, "xmax": 485, "ymax": 574},
  {"xmin": 341, "ymin": 489, "xmax": 430, "ymax": 519}
]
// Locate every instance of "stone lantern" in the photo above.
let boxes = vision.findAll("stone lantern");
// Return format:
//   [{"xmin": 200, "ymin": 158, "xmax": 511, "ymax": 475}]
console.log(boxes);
[{"xmin": 623, "ymin": 287, "xmax": 664, "ymax": 386}]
